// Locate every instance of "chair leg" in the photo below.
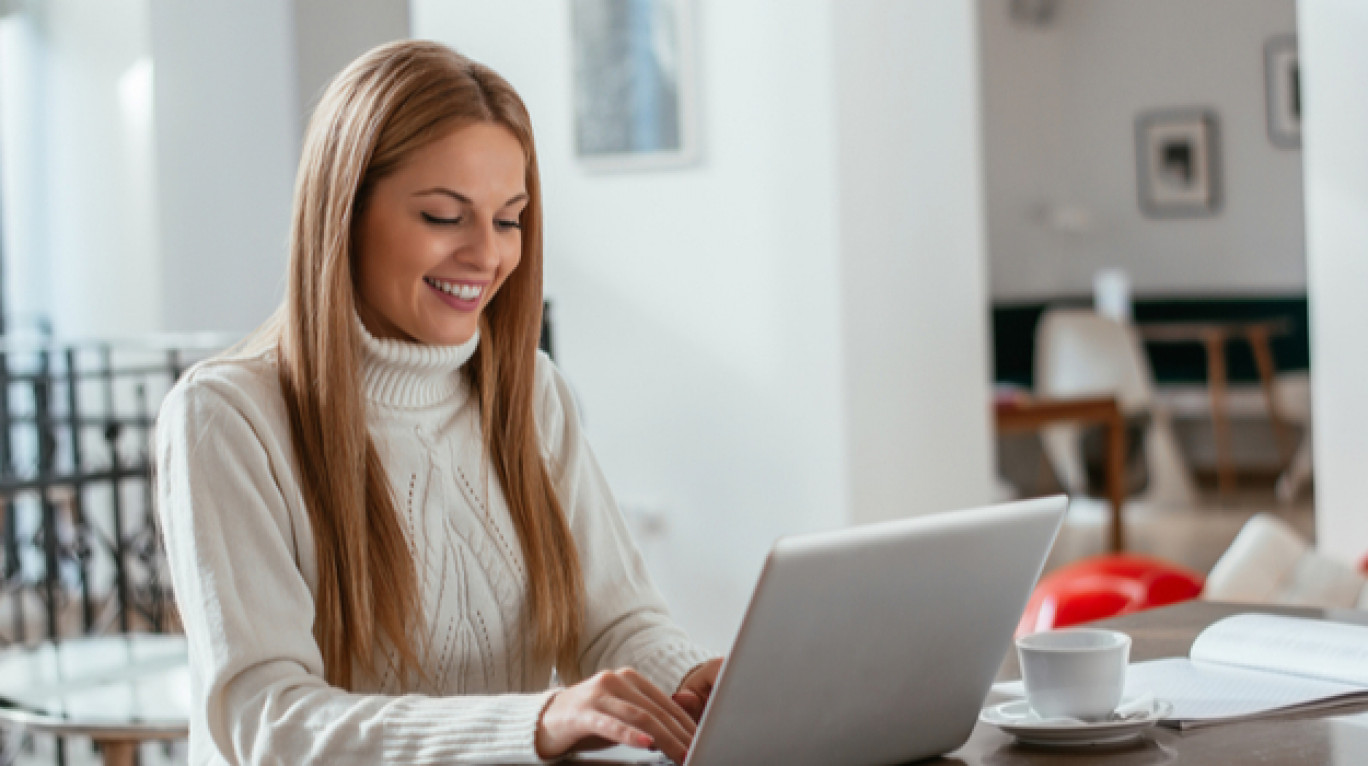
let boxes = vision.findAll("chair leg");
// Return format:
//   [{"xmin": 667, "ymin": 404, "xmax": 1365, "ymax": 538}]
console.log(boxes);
[
  {"xmin": 1106, "ymin": 411, "xmax": 1126, "ymax": 553},
  {"xmin": 1275, "ymin": 430, "xmax": 1314, "ymax": 504},
  {"xmin": 1204, "ymin": 331, "xmax": 1236, "ymax": 497}
]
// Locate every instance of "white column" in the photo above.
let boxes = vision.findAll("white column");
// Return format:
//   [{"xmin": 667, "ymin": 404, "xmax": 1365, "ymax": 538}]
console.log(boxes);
[
  {"xmin": 0, "ymin": 0, "xmax": 161, "ymax": 338},
  {"xmin": 293, "ymin": 0, "xmax": 411, "ymax": 120},
  {"xmin": 149, "ymin": 0, "xmax": 300, "ymax": 335},
  {"xmin": 149, "ymin": 0, "xmax": 409, "ymax": 335},
  {"xmin": 833, "ymin": 0, "xmax": 996, "ymax": 524},
  {"xmin": 1299, "ymin": 0, "xmax": 1368, "ymax": 564}
]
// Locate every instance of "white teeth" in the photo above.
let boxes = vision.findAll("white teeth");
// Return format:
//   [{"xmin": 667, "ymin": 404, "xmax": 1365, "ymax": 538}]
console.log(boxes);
[{"xmin": 426, "ymin": 278, "xmax": 482, "ymax": 301}]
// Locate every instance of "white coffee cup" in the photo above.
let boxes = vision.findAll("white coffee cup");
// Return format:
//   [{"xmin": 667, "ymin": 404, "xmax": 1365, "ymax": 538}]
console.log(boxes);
[{"xmin": 1016, "ymin": 628, "xmax": 1131, "ymax": 721}]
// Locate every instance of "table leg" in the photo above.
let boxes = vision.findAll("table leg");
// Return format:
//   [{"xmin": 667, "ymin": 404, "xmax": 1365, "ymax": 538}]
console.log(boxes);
[
  {"xmin": 1247, "ymin": 326, "xmax": 1295, "ymax": 466},
  {"xmin": 1204, "ymin": 331, "xmax": 1235, "ymax": 497},
  {"xmin": 1106, "ymin": 410, "xmax": 1126, "ymax": 552},
  {"xmin": 96, "ymin": 739, "xmax": 137, "ymax": 766}
]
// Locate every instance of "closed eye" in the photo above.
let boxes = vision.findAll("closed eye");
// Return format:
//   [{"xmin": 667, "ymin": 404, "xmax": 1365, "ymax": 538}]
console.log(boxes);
[
  {"xmin": 497, "ymin": 218, "xmax": 522, "ymax": 231},
  {"xmin": 422, "ymin": 212, "xmax": 461, "ymax": 225}
]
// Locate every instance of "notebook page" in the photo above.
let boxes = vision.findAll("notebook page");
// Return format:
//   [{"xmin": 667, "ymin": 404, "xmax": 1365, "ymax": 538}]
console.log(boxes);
[
  {"xmin": 993, "ymin": 658, "xmax": 1365, "ymax": 721},
  {"xmin": 1124, "ymin": 658, "xmax": 1364, "ymax": 721},
  {"xmin": 1191, "ymin": 614, "xmax": 1368, "ymax": 687}
]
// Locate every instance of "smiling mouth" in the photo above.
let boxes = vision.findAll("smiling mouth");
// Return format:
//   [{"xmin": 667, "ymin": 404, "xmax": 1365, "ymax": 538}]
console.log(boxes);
[{"xmin": 423, "ymin": 277, "xmax": 484, "ymax": 301}]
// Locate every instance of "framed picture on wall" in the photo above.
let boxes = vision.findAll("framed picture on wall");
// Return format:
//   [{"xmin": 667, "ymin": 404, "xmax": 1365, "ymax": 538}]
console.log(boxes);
[
  {"xmin": 1264, "ymin": 34, "xmax": 1301, "ymax": 150},
  {"xmin": 1134, "ymin": 108, "xmax": 1222, "ymax": 218},
  {"xmin": 570, "ymin": 0, "xmax": 700, "ymax": 171}
]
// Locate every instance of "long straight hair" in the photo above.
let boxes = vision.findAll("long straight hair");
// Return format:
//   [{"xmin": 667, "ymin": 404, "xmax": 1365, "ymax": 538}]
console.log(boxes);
[{"xmin": 269, "ymin": 40, "xmax": 583, "ymax": 689}]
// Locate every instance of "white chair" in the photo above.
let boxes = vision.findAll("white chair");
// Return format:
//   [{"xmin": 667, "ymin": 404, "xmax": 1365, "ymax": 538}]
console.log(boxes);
[
  {"xmin": 1205, "ymin": 513, "xmax": 1367, "ymax": 608},
  {"xmin": 1034, "ymin": 308, "xmax": 1197, "ymax": 507}
]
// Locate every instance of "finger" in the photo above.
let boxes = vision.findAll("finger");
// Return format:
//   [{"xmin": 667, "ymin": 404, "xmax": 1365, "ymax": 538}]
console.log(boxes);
[
  {"xmin": 697, "ymin": 681, "xmax": 714, "ymax": 707},
  {"xmin": 635, "ymin": 670, "xmax": 700, "ymax": 736},
  {"xmin": 599, "ymin": 697, "xmax": 689, "ymax": 765},
  {"xmin": 679, "ymin": 662, "xmax": 718, "ymax": 706},
  {"xmin": 583, "ymin": 710, "xmax": 655, "ymax": 752},
  {"xmin": 613, "ymin": 670, "xmax": 697, "ymax": 741},
  {"xmin": 673, "ymin": 690, "xmax": 704, "ymax": 722},
  {"xmin": 613, "ymin": 684, "xmax": 695, "ymax": 756},
  {"xmin": 694, "ymin": 664, "xmax": 719, "ymax": 697}
]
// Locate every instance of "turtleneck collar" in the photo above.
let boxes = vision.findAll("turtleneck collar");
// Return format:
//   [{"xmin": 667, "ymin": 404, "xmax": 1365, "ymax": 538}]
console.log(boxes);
[{"xmin": 356, "ymin": 315, "xmax": 480, "ymax": 408}]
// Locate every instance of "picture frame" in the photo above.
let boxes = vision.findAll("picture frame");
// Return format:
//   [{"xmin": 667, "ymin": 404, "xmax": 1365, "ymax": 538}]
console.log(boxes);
[
  {"xmin": 569, "ymin": 0, "xmax": 701, "ymax": 172},
  {"xmin": 1134, "ymin": 108, "xmax": 1221, "ymax": 218},
  {"xmin": 1264, "ymin": 34, "xmax": 1301, "ymax": 150}
]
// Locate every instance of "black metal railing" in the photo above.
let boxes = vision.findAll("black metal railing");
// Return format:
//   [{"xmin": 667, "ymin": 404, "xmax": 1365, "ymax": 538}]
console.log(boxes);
[{"xmin": 0, "ymin": 333, "xmax": 230, "ymax": 648}]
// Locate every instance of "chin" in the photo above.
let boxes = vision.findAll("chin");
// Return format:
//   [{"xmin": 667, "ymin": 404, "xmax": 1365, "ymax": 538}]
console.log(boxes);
[{"xmin": 423, "ymin": 323, "xmax": 478, "ymax": 347}]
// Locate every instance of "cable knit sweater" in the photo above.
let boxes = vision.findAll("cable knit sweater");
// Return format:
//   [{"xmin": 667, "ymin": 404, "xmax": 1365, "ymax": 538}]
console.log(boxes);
[{"xmin": 154, "ymin": 324, "xmax": 714, "ymax": 765}]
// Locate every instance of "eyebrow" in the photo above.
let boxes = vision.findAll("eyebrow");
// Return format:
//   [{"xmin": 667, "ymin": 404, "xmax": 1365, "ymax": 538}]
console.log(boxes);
[{"xmin": 414, "ymin": 187, "xmax": 528, "ymax": 207}]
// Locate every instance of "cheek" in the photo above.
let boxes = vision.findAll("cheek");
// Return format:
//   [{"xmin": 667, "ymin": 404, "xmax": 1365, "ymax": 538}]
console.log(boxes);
[
  {"xmin": 360, "ymin": 222, "xmax": 434, "ymax": 292},
  {"xmin": 491, "ymin": 241, "xmax": 523, "ymax": 293},
  {"xmin": 503, "ymin": 242, "xmax": 523, "ymax": 274},
  {"xmin": 353, "ymin": 231, "xmax": 386, "ymax": 305}
]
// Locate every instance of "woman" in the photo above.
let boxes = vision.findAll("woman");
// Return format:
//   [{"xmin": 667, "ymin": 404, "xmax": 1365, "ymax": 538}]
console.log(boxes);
[{"xmin": 155, "ymin": 40, "xmax": 720, "ymax": 765}]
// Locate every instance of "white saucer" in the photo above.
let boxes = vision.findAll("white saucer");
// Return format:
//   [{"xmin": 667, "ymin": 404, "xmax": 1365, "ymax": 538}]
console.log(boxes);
[{"xmin": 979, "ymin": 697, "xmax": 1172, "ymax": 747}]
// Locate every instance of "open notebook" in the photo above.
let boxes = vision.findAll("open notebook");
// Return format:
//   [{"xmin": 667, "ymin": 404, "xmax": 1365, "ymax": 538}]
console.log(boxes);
[{"xmin": 997, "ymin": 613, "xmax": 1368, "ymax": 730}]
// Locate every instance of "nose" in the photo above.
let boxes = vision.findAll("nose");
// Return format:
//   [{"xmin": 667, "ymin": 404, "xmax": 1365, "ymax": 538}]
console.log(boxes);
[{"xmin": 460, "ymin": 218, "xmax": 503, "ymax": 271}]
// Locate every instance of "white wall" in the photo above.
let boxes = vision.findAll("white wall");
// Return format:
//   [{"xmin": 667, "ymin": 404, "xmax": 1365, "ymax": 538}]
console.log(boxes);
[
  {"xmin": 150, "ymin": 0, "xmax": 410, "ymax": 336},
  {"xmin": 978, "ymin": 0, "xmax": 1069, "ymax": 301},
  {"xmin": 150, "ymin": 0, "xmax": 299, "ymax": 335},
  {"xmin": 413, "ymin": 0, "xmax": 850, "ymax": 650},
  {"xmin": 982, "ymin": 0, "xmax": 1305, "ymax": 300},
  {"xmin": 416, "ymin": 0, "xmax": 996, "ymax": 646},
  {"xmin": 293, "ymin": 0, "xmax": 410, "ymax": 121},
  {"xmin": 1300, "ymin": 0, "xmax": 1368, "ymax": 565},
  {"xmin": 834, "ymin": 1, "xmax": 996, "ymax": 523},
  {"xmin": 0, "ymin": 10, "xmax": 49, "ymax": 332},
  {"xmin": 0, "ymin": 0, "xmax": 161, "ymax": 338}
]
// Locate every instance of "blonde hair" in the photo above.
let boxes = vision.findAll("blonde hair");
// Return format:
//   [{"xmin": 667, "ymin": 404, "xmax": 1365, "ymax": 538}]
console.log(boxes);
[{"xmin": 265, "ymin": 40, "xmax": 582, "ymax": 689}]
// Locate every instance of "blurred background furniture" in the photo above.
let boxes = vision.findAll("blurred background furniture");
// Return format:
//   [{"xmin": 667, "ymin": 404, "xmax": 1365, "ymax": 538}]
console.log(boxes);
[
  {"xmin": 1017, "ymin": 509, "xmax": 1356, "ymax": 638},
  {"xmin": 993, "ymin": 297, "xmax": 1311, "ymax": 499},
  {"xmin": 1205, "ymin": 512, "xmax": 1368, "ymax": 608},
  {"xmin": 1033, "ymin": 308, "xmax": 1197, "ymax": 508},
  {"xmin": 1272, "ymin": 371, "xmax": 1314, "ymax": 504},
  {"xmin": 995, "ymin": 396, "xmax": 1128, "ymax": 551},
  {"xmin": 1016, "ymin": 553, "xmax": 1205, "ymax": 636},
  {"xmin": 0, "ymin": 634, "xmax": 188, "ymax": 766},
  {"xmin": 1137, "ymin": 318, "xmax": 1295, "ymax": 496},
  {"xmin": 0, "ymin": 332, "xmax": 225, "ymax": 766}
]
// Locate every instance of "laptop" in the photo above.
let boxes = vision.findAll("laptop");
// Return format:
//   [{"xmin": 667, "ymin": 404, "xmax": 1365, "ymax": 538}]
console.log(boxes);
[{"xmin": 597, "ymin": 495, "xmax": 1067, "ymax": 765}]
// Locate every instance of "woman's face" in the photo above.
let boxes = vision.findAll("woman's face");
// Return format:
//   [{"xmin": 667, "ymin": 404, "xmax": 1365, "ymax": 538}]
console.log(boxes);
[{"xmin": 354, "ymin": 122, "xmax": 527, "ymax": 346}]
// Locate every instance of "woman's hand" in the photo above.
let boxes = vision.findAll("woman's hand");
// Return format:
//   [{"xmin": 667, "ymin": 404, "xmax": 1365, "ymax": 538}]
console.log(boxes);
[
  {"xmin": 673, "ymin": 658, "xmax": 723, "ymax": 723},
  {"xmin": 535, "ymin": 668, "xmax": 698, "ymax": 764}
]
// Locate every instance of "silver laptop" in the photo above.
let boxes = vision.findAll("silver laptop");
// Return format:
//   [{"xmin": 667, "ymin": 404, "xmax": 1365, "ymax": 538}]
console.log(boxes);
[{"xmin": 666, "ymin": 495, "xmax": 1066, "ymax": 766}]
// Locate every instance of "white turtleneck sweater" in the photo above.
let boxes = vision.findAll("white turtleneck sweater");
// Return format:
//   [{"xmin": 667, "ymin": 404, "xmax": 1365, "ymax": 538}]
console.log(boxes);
[{"xmin": 154, "ymin": 326, "xmax": 714, "ymax": 765}]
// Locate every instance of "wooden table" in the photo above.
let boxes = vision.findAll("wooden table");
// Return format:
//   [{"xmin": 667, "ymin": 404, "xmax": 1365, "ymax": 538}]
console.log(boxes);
[
  {"xmin": 1138, "ymin": 319, "xmax": 1295, "ymax": 496},
  {"xmin": 578, "ymin": 603, "xmax": 1368, "ymax": 765},
  {"xmin": 0, "ymin": 634, "xmax": 188, "ymax": 766},
  {"xmin": 941, "ymin": 600, "xmax": 1368, "ymax": 764},
  {"xmin": 995, "ymin": 395, "xmax": 1128, "ymax": 552}
]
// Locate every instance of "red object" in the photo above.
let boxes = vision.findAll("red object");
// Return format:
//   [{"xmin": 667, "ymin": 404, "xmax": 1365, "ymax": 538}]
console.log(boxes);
[{"xmin": 1017, "ymin": 554, "xmax": 1205, "ymax": 637}]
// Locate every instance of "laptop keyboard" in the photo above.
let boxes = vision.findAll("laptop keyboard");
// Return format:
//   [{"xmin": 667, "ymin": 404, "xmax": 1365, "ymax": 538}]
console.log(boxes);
[{"xmin": 574, "ymin": 749, "xmax": 676, "ymax": 764}]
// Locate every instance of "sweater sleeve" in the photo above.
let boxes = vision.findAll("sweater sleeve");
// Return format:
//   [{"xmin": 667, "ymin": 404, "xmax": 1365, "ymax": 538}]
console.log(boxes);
[
  {"xmin": 534, "ymin": 356, "xmax": 718, "ymax": 693},
  {"xmin": 155, "ymin": 369, "xmax": 554, "ymax": 765}
]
